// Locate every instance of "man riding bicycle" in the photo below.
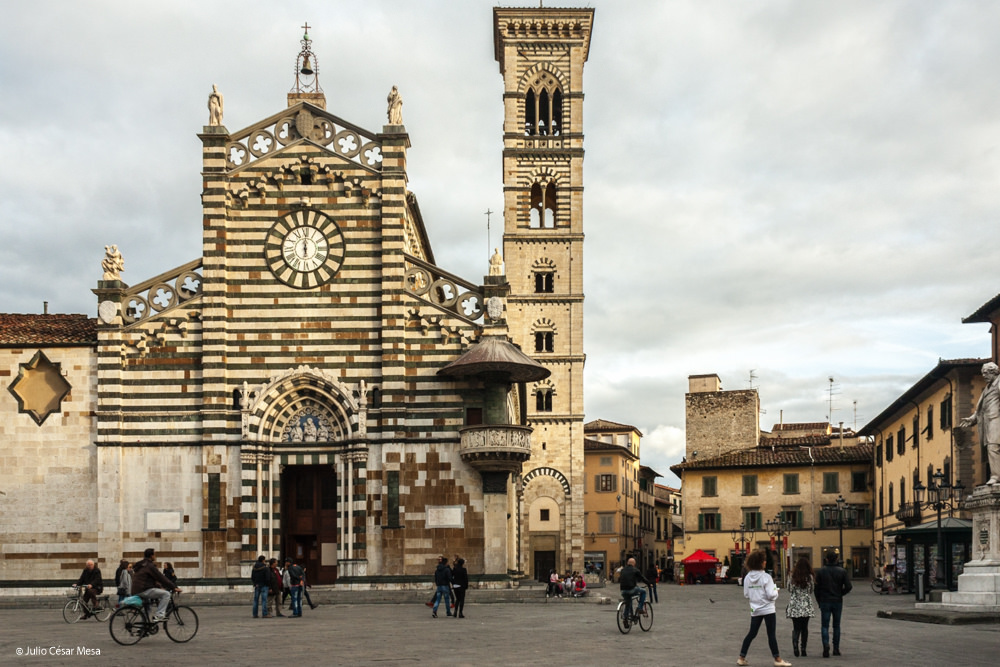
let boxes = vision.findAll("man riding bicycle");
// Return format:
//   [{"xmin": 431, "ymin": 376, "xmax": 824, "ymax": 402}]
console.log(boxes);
[
  {"xmin": 74, "ymin": 559, "xmax": 104, "ymax": 616},
  {"xmin": 132, "ymin": 548, "xmax": 181, "ymax": 623},
  {"xmin": 619, "ymin": 557, "xmax": 651, "ymax": 615}
]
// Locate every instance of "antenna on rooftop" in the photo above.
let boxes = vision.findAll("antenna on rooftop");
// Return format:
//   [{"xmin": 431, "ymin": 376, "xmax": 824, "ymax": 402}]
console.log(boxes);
[
  {"xmin": 826, "ymin": 377, "xmax": 841, "ymax": 423},
  {"xmin": 748, "ymin": 369, "xmax": 758, "ymax": 390}
]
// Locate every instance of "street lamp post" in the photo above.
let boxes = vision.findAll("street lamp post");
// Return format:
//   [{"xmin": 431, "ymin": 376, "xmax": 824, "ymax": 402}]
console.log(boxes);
[
  {"xmin": 730, "ymin": 522, "xmax": 756, "ymax": 579},
  {"xmin": 913, "ymin": 468, "xmax": 965, "ymax": 590},
  {"xmin": 765, "ymin": 515, "xmax": 793, "ymax": 587},
  {"xmin": 822, "ymin": 495, "xmax": 857, "ymax": 567}
]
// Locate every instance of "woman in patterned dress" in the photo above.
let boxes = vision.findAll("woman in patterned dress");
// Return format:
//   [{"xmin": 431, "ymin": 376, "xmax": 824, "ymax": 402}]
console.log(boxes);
[{"xmin": 785, "ymin": 557, "xmax": 816, "ymax": 657}]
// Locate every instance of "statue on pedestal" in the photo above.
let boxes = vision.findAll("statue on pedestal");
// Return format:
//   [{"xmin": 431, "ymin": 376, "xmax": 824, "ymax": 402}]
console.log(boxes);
[
  {"xmin": 102, "ymin": 245, "xmax": 124, "ymax": 281},
  {"xmin": 208, "ymin": 84, "xmax": 224, "ymax": 126},
  {"xmin": 489, "ymin": 248, "xmax": 504, "ymax": 276},
  {"xmin": 960, "ymin": 362, "xmax": 1000, "ymax": 486},
  {"xmin": 387, "ymin": 85, "xmax": 403, "ymax": 125}
]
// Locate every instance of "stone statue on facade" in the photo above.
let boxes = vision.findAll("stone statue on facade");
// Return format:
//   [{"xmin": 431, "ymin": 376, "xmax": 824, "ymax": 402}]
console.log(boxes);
[
  {"xmin": 489, "ymin": 248, "xmax": 505, "ymax": 276},
  {"xmin": 208, "ymin": 84, "xmax": 224, "ymax": 126},
  {"xmin": 387, "ymin": 85, "xmax": 403, "ymax": 125},
  {"xmin": 960, "ymin": 361, "xmax": 1000, "ymax": 485},
  {"xmin": 102, "ymin": 245, "xmax": 124, "ymax": 281}
]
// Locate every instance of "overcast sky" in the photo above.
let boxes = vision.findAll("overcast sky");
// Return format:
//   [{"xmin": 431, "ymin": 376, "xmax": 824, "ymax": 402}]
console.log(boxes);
[{"xmin": 2, "ymin": 1, "xmax": 998, "ymax": 486}]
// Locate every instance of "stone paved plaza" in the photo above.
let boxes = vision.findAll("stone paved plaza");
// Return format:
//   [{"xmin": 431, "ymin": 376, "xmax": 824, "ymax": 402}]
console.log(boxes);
[{"xmin": 1, "ymin": 584, "xmax": 995, "ymax": 666}]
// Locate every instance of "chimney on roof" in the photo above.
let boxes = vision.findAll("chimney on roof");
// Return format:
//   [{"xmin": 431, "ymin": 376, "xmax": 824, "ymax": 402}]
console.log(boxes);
[
  {"xmin": 688, "ymin": 374, "xmax": 721, "ymax": 393},
  {"xmin": 43, "ymin": 301, "xmax": 48, "ymax": 315}
]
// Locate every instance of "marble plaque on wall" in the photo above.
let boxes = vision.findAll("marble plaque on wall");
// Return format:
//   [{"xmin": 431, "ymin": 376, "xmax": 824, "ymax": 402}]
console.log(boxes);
[
  {"xmin": 145, "ymin": 510, "xmax": 183, "ymax": 532},
  {"xmin": 426, "ymin": 505, "xmax": 464, "ymax": 529}
]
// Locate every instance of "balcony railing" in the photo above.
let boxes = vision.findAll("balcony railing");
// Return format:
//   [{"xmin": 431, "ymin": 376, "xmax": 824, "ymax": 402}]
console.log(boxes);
[
  {"xmin": 895, "ymin": 502, "xmax": 922, "ymax": 526},
  {"xmin": 459, "ymin": 424, "xmax": 532, "ymax": 472}
]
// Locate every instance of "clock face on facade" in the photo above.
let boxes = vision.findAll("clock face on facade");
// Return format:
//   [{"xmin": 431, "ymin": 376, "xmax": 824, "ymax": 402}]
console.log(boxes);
[{"xmin": 264, "ymin": 210, "xmax": 345, "ymax": 289}]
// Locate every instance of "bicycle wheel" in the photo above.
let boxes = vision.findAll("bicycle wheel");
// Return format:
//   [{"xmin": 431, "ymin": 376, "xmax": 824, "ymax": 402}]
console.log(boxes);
[
  {"xmin": 165, "ymin": 605, "xmax": 199, "ymax": 643},
  {"xmin": 638, "ymin": 602, "xmax": 654, "ymax": 631},
  {"xmin": 871, "ymin": 578, "xmax": 882, "ymax": 594},
  {"xmin": 94, "ymin": 598, "xmax": 114, "ymax": 622},
  {"xmin": 109, "ymin": 607, "xmax": 146, "ymax": 646},
  {"xmin": 62, "ymin": 599, "xmax": 85, "ymax": 624},
  {"xmin": 616, "ymin": 601, "xmax": 633, "ymax": 634}
]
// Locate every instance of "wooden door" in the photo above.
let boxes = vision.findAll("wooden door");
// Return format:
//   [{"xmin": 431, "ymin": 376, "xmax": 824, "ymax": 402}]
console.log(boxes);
[{"xmin": 282, "ymin": 465, "xmax": 339, "ymax": 584}]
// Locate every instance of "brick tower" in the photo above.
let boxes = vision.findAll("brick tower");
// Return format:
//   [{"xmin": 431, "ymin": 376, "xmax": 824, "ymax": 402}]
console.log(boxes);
[{"xmin": 493, "ymin": 7, "xmax": 594, "ymax": 578}]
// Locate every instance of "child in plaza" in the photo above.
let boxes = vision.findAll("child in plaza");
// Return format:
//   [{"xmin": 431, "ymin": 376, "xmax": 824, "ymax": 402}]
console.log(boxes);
[{"xmin": 737, "ymin": 550, "xmax": 791, "ymax": 667}]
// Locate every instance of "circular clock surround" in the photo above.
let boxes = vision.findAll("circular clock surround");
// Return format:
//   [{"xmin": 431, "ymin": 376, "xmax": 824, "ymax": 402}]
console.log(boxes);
[{"xmin": 264, "ymin": 209, "xmax": 345, "ymax": 289}]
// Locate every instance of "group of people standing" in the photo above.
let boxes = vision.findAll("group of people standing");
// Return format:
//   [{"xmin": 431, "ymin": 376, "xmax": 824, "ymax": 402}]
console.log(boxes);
[
  {"xmin": 250, "ymin": 555, "xmax": 318, "ymax": 618},
  {"xmin": 427, "ymin": 555, "xmax": 469, "ymax": 618},
  {"xmin": 738, "ymin": 550, "xmax": 853, "ymax": 666}
]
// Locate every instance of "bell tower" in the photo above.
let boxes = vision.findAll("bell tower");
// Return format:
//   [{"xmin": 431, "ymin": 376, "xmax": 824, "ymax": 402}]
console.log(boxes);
[{"xmin": 493, "ymin": 7, "xmax": 594, "ymax": 577}]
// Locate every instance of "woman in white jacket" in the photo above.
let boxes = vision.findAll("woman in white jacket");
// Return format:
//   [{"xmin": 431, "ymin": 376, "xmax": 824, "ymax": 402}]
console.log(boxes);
[{"xmin": 737, "ymin": 550, "xmax": 791, "ymax": 667}]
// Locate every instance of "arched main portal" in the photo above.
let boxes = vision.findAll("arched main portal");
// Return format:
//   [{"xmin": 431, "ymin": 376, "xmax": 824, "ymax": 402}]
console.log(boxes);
[{"xmin": 242, "ymin": 367, "xmax": 367, "ymax": 584}]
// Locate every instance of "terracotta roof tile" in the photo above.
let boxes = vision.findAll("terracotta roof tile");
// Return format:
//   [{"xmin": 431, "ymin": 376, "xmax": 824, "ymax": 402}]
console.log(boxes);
[
  {"xmin": 584, "ymin": 418, "xmax": 641, "ymax": 434},
  {"xmin": 0, "ymin": 314, "xmax": 97, "ymax": 346},
  {"xmin": 670, "ymin": 442, "xmax": 872, "ymax": 475}
]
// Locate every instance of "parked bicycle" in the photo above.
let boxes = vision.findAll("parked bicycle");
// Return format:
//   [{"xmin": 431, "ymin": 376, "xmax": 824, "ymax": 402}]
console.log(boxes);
[
  {"xmin": 871, "ymin": 575, "xmax": 896, "ymax": 594},
  {"xmin": 108, "ymin": 592, "xmax": 198, "ymax": 645},
  {"xmin": 63, "ymin": 586, "xmax": 113, "ymax": 623},
  {"xmin": 616, "ymin": 584, "xmax": 653, "ymax": 634}
]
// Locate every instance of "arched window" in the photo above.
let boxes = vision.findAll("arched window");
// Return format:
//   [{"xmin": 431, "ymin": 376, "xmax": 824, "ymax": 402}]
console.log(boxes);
[
  {"xmin": 534, "ymin": 331, "xmax": 554, "ymax": 353},
  {"xmin": 529, "ymin": 181, "xmax": 557, "ymax": 228},
  {"xmin": 525, "ymin": 89, "xmax": 536, "ymax": 135},
  {"xmin": 536, "ymin": 388, "xmax": 553, "ymax": 412},
  {"xmin": 523, "ymin": 80, "xmax": 563, "ymax": 137}
]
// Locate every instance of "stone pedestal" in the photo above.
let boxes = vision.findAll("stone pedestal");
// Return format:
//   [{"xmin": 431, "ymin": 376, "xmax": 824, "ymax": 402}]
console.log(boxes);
[{"xmin": 920, "ymin": 485, "xmax": 1000, "ymax": 612}]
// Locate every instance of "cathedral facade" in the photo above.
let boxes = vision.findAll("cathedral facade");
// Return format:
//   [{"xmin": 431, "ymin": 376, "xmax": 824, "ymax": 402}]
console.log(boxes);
[{"xmin": 0, "ymin": 7, "xmax": 593, "ymax": 588}]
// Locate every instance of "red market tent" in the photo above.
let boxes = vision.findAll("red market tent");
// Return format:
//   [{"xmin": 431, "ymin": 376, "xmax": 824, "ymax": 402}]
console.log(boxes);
[{"xmin": 681, "ymin": 549, "xmax": 720, "ymax": 582}]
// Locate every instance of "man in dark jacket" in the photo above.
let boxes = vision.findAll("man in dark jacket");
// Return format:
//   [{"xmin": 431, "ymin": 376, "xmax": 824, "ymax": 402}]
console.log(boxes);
[
  {"xmin": 74, "ymin": 559, "xmax": 104, "ymax": 615},
  {"xmin": 251, "ymin": 555, "xmax": 270, "ymax": 618},
  {"xmin": 815, "ymin": 551, "xmax": 853, "ymax": 657},
  {"xmin": 431, "ymin": 556, "xmax": 453, "ymax": 618},
  {"xmin": 131, "ymin": 548, "xmax": 181, "ymax": 622},
  {"xmin": 619, "ymin": 557, "xmax": 651, "ymax": 614}
]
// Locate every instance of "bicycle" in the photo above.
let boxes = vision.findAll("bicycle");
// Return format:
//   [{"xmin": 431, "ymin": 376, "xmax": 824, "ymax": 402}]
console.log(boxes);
[
  {"xmin": 616, "ymin": 584, "xmax": 654, "ymax": 634},
  {"xmin": 63, "ymin": 586, "xmax": 113, "ymax": 623},
  {"xmin": 871, "ymin": 576, "xmax": 896, "ymax": 594},
  {"xmin": 108, "ymin": 592, "xmax": 198, "ymax": 645}
]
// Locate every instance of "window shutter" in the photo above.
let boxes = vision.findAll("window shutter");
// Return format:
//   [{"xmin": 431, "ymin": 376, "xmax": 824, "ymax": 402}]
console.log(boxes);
[
  {"xmin": 716, "ymin": 513, "xmax": 723, "ymax": 531},
  {"xmin": 698, "ymin": 514, "xmax": 704, "ymax": 531},
  {"xmin": 819, "ymin": 511, "xmax": 826, "ymax": 529},
  {"xmin": 613, "ymin": 475, "xmax": 618, "ymax": 492},
  {"xmin": 756, "ymin": 513, "xmax": 762, "ymax": 530},
  {"xmin": 797, "ymin": 511, "xmax": 803, "ymax": 528}
]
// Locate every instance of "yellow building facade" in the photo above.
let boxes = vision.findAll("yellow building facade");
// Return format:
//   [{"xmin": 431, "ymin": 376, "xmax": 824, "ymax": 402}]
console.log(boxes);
[{"xmin": 673, "ymin": 375, "xmax": 873, "ymax": 582}]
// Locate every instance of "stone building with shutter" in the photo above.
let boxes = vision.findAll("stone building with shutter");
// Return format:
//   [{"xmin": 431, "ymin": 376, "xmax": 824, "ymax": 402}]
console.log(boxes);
[{"xmin": 0, "ymin": 6, "xmax": 595, "ymax": 589}]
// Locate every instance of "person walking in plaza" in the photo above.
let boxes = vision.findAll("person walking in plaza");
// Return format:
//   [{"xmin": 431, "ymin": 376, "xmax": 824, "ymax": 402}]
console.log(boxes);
[
  {"xmin": 452, "ymin": 557, "xmax": 469, "ymax": 618},
  {"xmin": 301, "ymin": 568, "xmax": 318, "ymax": 610},
  {"xmin": 251, "ymin": 555, "xmax": 270, "ymax": 618},
  {"xmin": 785, "ymin": 557, "xmax": 816, "ymax": 657},
  {"xmin": 268, "ymin": 558, "xmax": 285, "ymax": 617},
  {"xmin": 431, "ymin": 555, "xmax": 453, "ymax": 618},
  {"xmin": 646, "ymin": 563, "xmax": 659, "ymax": 603},
  {"xmin": 114, "ymin": 559, "xmax": 131, "ymax": 608},
  {"xmin": 284, "ymin": 557, "xmax": 305, "ymax": 617},
  {"xmin": 737, "ymin": 549, "xmax": 792, "ymax": 667},
  {"xmin": 815, "ymin": 551, "xmax": 852, "ymax": 658}
]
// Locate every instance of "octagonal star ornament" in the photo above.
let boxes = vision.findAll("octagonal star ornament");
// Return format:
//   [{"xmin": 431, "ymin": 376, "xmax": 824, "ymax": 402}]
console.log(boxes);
[{"xmin": 8, "ymin": 350, "xmax": 72, "ymax": 425}]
